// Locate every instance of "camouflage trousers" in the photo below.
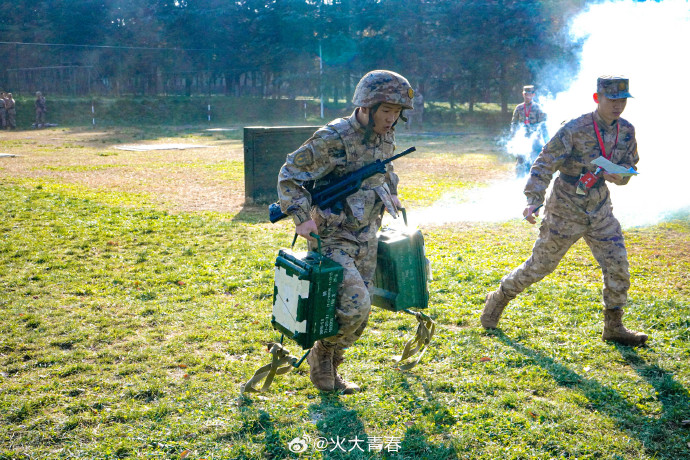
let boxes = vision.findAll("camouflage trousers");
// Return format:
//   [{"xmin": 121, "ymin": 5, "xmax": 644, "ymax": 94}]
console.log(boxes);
[
  {"xmin": 314, "ymin": 236, "xmax": 378, "ymax": 350},
  {"xmin": 501, "ymin": 205, "xmax": 630, "ymax": 308},
  {"xmin": 7, "ymin": 109, "xmax": 15, "ymax": 129},
  {"xmin": 36, "ymin": 109, "xmax": 46, "ymax": 126}
]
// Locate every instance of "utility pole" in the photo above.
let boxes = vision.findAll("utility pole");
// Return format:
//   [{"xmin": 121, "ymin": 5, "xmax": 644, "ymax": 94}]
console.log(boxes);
[{"xmin": 319, "ymin": 41, "xmax": 324, "ymax": 119}]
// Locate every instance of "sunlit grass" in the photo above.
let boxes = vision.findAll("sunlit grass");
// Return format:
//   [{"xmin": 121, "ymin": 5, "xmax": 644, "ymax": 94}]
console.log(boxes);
[{"xmin": 0, "ymin": 128, "xmax": 688, "ymax": 459}]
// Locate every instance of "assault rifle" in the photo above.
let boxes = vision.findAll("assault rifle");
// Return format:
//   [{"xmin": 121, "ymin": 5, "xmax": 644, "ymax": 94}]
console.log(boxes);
[{"xmin": 269, "ymin": 146, "xmax": 416, "ymax": 224}]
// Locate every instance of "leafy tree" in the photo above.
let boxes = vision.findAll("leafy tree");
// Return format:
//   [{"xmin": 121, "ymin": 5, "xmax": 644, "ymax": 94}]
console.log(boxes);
[{"xmin": 0, "ymin": 0, "xmax": 585, "ymax": 104}]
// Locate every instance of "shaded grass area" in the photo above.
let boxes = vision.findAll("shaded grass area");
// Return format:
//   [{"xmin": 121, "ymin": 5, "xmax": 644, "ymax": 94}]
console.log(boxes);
[
  {"xmin": 10, "ymin": 96, "xmax": 512, "ymax": 131},
  {"xmin": 1, "ymin": 179, "xmax": 689, "ymax": 459}
]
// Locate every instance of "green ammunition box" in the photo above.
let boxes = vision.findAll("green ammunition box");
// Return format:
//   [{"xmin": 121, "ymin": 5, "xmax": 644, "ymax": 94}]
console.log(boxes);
[
  {"xmin": 372, "ymin": 225, "xmax": 430, "ymax": 312},
  {"xmin": 272, "ymin": 247, "xmax": 343, "ymax": 349}
]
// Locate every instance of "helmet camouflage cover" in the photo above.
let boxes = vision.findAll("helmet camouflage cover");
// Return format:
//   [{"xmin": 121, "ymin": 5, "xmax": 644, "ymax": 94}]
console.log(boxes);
[
  {"xmin": 597, "ymin": 75, "xmax": 632, "ymax": 99},
  {"xmin": 352, "ymin": 70, "xmax": 414, "ymax": 110}
]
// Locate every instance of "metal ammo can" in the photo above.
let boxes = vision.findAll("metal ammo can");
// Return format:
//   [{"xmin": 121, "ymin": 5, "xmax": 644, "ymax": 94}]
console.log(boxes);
[
  {"xmin": 272, "ymin": 235, "xmax": 343, "ymax": 349},
  {"xmin": 372, "ymin": 210, "xmax": 430, "ymax": 312}
]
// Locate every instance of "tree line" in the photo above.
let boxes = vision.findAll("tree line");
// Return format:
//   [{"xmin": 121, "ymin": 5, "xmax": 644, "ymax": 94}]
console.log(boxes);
[{"xmin": 0, "ymin": 0, "xmax": 586, "ymax": 113}]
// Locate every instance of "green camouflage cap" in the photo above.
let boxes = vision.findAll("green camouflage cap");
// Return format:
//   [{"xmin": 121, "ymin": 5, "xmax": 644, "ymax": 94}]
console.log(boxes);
[
  {"xmin": 597, "ymin": 76, "xmax": 632, "ymax": 99},
  {"xmin": 352, "ymin": 70, "xmax": 414, "ymax": 110}
]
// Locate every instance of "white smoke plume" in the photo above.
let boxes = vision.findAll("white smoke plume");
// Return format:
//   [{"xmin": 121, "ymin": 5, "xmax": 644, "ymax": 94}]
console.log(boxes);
[{"xmin": 416, "ymin": 0, "xmax": 690, "ymax": 228}]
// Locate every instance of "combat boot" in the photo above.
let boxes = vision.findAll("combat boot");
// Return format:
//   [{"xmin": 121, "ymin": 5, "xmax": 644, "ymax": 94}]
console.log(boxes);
[
  {"xmin": 602, "ymin": 308, "xmax": 648, "ymax": 346},
  {"xmin": 332, "ymin": 349, "xmax": 361, "ymax": 395},
  {"xmin": 480, "ymin": 286, "xmax": 514, "ymax": 329},
  {"xmin": 307, "ymin": 341, "xmax": 335, "ymax": 391}
]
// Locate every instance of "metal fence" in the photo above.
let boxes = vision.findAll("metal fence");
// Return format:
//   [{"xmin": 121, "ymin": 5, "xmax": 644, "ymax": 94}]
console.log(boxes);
[{"xmin": 0, "ymin": 42, "xmax": 227, "ymax": 97}]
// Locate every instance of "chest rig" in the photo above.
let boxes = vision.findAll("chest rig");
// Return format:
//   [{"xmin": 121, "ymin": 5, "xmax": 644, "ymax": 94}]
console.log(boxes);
[
  {"xmin": 325, "ymin": 117, "xmax": 398, "ymax": 219},
  {"xmin": 328, "ymin": 117, "xmax": 393, "ymax": 183}
]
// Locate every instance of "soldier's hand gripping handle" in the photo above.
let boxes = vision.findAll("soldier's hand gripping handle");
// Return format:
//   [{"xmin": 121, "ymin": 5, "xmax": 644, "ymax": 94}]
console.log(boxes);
[{"xmin": 296, "ymin": 220, "xmax": 318, "ymax": 241}]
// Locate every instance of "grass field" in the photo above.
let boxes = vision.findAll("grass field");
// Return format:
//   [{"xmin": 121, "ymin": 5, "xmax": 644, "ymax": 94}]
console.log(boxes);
[{"xmin": 0, "ymin": 124, "xmax": 688, "ymax": 459}]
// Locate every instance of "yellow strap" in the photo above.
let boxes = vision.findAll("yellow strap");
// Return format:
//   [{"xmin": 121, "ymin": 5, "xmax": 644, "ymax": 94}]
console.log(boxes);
[
  {"xmin": 393, "ymin": 310, "xmax": 436, "ymax": 371},
  {"xmin": 240, "ymin": 342, "xmax": 299, "ymax": 394}
]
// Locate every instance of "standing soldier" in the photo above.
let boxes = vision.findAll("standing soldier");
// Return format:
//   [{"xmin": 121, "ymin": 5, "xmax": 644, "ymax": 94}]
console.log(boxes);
[
  {"xmin": 0, "ymin": 92, "xmax": 6, "ymax": 129},
  {"xmin": 277, "ymin": 70, "xmax": 414, "ymax": 393},
  {"xmin": 35, "ymin": 91, "xmax": 47, "ymax": 128},
  {"xmin": 482, "ymin": 76, "xmax": 648, "ymax": 347},
  {"xmin": 406, "ymin": 91, "xmax": 424, "ymax": 132},
  {"xmin": 511, "ymin": 85, "xmax": 548, "ymax": 177},
  {"xmin": 5, "ymin": 93, "xmax": 16, "ymax": 129}
]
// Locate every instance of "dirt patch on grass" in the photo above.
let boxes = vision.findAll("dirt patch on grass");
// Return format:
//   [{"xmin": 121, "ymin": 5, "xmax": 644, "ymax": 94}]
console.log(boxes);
[
  {"xmin": 399, "ymin": 153, "xmax": 510, "ymax": 185},
  {"xmin": 0, "ymin": 127, "xmax": 246, "ymax": 213},
  {"xmin": 1, "ymin": 127, "xmax": 512, "ymax": 215}
]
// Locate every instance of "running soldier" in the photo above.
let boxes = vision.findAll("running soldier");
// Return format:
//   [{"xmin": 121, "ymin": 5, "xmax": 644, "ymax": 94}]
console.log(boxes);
[
  {"xmin": 511, "ymin": 85, "xmax": 548, "ymax": 177},
  {"xmin": 277, "ymin": 70, "xmax": 414, "ymax": 393},
  {"xmin": 482, "ymin": 76, "xmax": 648, "ymax": 347}
]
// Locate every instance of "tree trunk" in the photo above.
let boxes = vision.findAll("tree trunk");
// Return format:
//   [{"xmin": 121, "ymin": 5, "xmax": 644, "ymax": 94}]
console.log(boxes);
[{"xmin": 499, "ymin": 61, "xmax": 509, "ymax": 114}]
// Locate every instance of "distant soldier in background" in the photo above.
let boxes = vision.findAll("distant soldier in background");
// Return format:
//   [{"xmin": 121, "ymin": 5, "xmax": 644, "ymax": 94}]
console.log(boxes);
[
  {"xmin": 5, "ymin": 93, "xmax": 16, "ymax": 129},
  {"xmin": 406, "ymin": 91, "xmax": 424, "ymax": 132},
  {"xmin": 277, "ymin": 70, "xmax": 414, "ymax": 393},
  {"xmin": 482, "ymin": 76, "xmax": 647, "ymax": 347},
  {"xmin": 35, "ymin": 91, "xmax": 47, "ymax": 128},
  {"xmin": 0, "ymin": 92, "xmax": 6, "ymax": 129},
  {"xmin": 511, "ymin": 85, "xmax": 548, "ymax": 177}
]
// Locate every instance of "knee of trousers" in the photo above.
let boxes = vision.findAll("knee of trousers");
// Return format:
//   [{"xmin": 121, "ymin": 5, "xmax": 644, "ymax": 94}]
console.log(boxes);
[
  {"xmin": 500, "ymin": 258, "xmax": 557, "ymax": 297},
  {"xmin": 337, "ymin": 279, "xmax": 371, "ymax": 325}
]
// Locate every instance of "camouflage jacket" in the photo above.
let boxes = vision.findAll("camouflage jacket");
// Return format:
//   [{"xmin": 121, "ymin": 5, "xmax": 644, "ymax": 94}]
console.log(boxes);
[
  {"xmin": 525, "ymin": 110, "xmax": 639, "ymax": 217},
  {"xmin": 277, "ymin": 109, "xmax": 400, "ymax": 241},
  {"xmin": 511, "ymin": 102, "xmax": 547, "ymax": 136}
]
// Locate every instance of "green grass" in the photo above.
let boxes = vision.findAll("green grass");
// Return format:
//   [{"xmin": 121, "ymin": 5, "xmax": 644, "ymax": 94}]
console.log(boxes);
[{"xmin": 0, "ymin": 129, "xmax": 689, "ymax": 459}]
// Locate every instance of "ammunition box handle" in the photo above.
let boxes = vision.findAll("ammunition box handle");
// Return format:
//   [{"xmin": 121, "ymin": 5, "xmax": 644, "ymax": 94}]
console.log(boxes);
[{"xmin": 291, "ymin": 232, "xmax": 322, "ymax": 254}]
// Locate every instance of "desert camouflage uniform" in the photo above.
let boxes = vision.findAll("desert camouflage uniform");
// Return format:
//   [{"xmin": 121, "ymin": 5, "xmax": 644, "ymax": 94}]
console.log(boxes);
[
  {"xmin": 0, "ymin": 95, "xmax": 6, "ymax": 129},
  {"xmin": 277, "ymin": 110, "xmax": 399, "ymax": 350},
  {"xmin": 406, "ymin": 92, "xmax": 424, "ymax": 131},
  {"xmin": 5, "ymin": 94, "xmax": 16, "ymax": 129},
  {"xmin": 35, "ymin": 93, "xmax": 47, "ymax": 127},
  {"xmin": 511, "ymin": 101, "xmax": 547, "ymax": 132},
  {"xmin": 512, "ymin": 100, "xmax": 549, "ymax": 175},
  {"xmin": 500, "ymin": 109, "xmax": 639, "ymax": 308}
]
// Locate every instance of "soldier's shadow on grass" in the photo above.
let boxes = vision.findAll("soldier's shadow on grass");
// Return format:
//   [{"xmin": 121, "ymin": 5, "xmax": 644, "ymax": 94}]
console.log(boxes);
[
  {"xmin": 614, "ymin": 344, "xmax": 690, "ymax": 424},
  {"xmin": 308, "ymin": 387, "xmax": 457, "ymax": 459},
  {"xmin": 396, "ymin": 373, "xmax": 461, "ymax": 459},
  {"xmin": 494, "ymin": 331, "xmax": 690, "ymax": 457},
  {"xmin": 231, "ymin": 204, "xmax": 267, "ymax": 223},
  {"xmin": 308, "ymin": 393, "xmax": 370, "ymax": 459},
  {"xmin": 233, "ymin": 405, "xmax": 293, "ymax": 458}
]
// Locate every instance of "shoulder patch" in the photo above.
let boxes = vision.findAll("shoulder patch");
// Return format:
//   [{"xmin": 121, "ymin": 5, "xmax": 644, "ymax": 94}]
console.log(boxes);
[{"xmin": 291, "ymin": 148, "xmax": 313, "ymax": 167}]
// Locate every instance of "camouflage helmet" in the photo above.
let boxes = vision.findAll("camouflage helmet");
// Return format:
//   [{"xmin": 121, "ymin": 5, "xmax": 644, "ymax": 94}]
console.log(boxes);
[{"xmin": 352, "ymin": 70, "xmax": 414, "ymax": 110}]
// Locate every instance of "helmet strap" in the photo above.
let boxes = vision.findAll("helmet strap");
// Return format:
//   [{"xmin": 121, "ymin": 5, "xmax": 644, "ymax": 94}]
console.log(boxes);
[{"xmin": 363, "ymin": 103, "xmax": 381, "ymax": 144}]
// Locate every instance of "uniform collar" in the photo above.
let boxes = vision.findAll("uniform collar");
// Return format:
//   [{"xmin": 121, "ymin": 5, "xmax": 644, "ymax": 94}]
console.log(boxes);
[
  {"xmin": 349, "ymin": 108, "xmax": 366, "ymax": 133},
  {"xmin": 593, "ymin": 110, "xmax": 619, "ymax": 131}
]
